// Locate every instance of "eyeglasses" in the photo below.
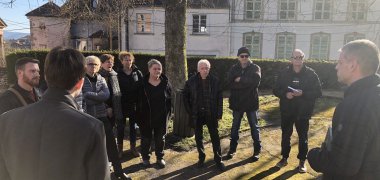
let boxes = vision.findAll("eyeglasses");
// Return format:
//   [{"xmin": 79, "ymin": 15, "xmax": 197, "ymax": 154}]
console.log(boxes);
[
  {"xmin": 239, "ymin": 55, "xmax": 249, "ymax": 58},
  {"xmin": 87, "ymin": 63, "xmax": 99, "ymax": 66},
  {"xmin": 291, "ymin": 56, "xmax": 304, "ymax": 60}
]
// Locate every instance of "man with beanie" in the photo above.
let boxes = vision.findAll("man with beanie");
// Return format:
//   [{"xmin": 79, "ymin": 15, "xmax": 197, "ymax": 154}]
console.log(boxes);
[
  {"xmin": 226, "ymin": 47, "xmax": 262, "ymax": 161},
  {"xmin": 273, "ymin": 49, "xmax": 322, "ymax": 173}
]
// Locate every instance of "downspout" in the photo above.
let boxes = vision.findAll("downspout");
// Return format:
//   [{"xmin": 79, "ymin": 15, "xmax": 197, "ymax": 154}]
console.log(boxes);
[
  {"xmin": 229, "ymin": 0, "xmax": 235, "ymax": 55},
  {"xmin": 126, "ymin": 14, "xmax": 129, "ymax": 51}
]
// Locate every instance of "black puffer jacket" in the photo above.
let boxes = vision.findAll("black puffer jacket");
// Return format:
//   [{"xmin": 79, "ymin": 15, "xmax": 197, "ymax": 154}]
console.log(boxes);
[
  {"xmin": 228, "ymin": 61, "xmax": 261, "ymax": 112},
  {"xmin": 273, "ymin": 64, "xmax": 322, "ymax": 119},
  {"xmin": 136, "ymin": 73, "xmax": 172, "ymax": 136},
  {"xmin": 308, "ymin": 74, "xmax": 380, "ymax": 179},
  {"xmin": 183, "ymin": 73, "xmax": 223, "ymax": 128}
]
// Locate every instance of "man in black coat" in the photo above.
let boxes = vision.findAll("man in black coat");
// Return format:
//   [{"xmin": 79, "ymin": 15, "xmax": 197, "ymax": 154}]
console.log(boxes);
[
  {"xmin": 0, "ymin": 47, "xmax": 110, "ymax": 180},
  {"xmin": 226, "ymin": 47, "xmax": 262, "ymax": 161},
  {"xmin": 0, "ymin": 57, "xmax": 41, "ymax": 114},
  {"xmin": 308, "ymin": 39, "xmax": 380, "ymax": 179},
  {"xmin": 273, "ymin": 49, "xmax": 322, "ymax": 173},
  {"xmin": 184, "ymin": 59, "xmax": 225, "ymax": 171}
]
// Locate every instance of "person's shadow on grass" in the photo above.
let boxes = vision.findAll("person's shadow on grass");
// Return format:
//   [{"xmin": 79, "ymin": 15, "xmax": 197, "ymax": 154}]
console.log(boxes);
[
  {"xmin": 150, "ymin": 157, "xmax": 253, "ymax": 180},
  {"xmin": 248, "ymin": 166, "xmax": 281, "ymax": 180}
]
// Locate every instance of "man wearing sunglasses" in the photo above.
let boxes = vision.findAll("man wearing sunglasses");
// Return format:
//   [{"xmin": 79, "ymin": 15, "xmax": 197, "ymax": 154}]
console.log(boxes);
[
  {"xmin": 226, "ymin": 47, "xmax": 262, "ymax": 161},
  {"xmin": 273, "ymin": 49, "xmax": 322, "ymax": 173}
]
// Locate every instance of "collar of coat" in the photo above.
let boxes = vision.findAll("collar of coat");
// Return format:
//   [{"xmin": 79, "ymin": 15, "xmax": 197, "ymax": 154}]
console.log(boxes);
[
  {"xmin": 286, "ymin": 64, "xmax": 308, "ymax": 74},
  {"xmin": 344, "ymin": 74, "xmax": 380, "ymax": 98},
  {"xmin": 234, "ymin": 60, "xmax": 254, "ymax": 70},
  {"xmin": 42, "ymin": 87, "xmax": 79, "ymax": 110},
  {"xmin": 99, "ymin": 68, "xmax": 117, "ymax": 77},
  {"xmin": 143, "ymin": 73, "xmax": 169, "ymax": 85}
]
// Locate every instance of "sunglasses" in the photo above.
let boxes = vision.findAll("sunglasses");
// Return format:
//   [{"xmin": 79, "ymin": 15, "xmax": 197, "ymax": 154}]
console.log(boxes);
[
  {"xmin": 87, "ymin": 63, "xmax": 99, "ymax": 66},
  {"xmin": 239, "ymin": 55, "xmax": 249, "ymax": 58},
  {"xmin": 291, "ymin": 56, "xmax": 304, "ymax": 60}
]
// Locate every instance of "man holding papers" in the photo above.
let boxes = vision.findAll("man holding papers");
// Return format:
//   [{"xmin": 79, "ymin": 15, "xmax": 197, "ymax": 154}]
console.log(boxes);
[{"xmin": 273, "ymin": 49, "xmax": 322, "ymax": 173}]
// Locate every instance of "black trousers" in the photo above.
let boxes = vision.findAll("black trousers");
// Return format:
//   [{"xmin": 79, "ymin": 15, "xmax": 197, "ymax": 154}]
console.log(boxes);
[
  {"xmin": 117, "ymin": 110, "xmax": 138, "ymax": 146},
  {"xmin": 141, "ymin": 125, "xmax": 166, "ymax": 161},
  {"xmin": 280, "ymin": 114, "xmax": 309, "ymax": 160},
  {"xmin": 98, "ymin": 117, "xmax": 123, "ymax": 173},
  {"xmin": 195, "ymin": 116, "xmax": 222, "ymax": 163}
]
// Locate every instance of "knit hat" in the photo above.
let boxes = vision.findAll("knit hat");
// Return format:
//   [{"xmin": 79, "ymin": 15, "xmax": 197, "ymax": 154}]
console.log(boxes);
[{"xmin": 237, "ymin": 47, "xmax": 250, "ymax": 56}]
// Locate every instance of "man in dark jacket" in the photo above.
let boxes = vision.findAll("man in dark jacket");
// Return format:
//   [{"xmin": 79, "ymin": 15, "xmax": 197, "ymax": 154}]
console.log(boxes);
[
  {"xmin": 183, "ymin": 59, "xmax": 225, "ymax": 171},
  {"xmin": 308, "ymin": 39, "xmax": 380, "ymax": 179},
  {"xmin": 0, "ymin": 57, "xmax": 41, "ymax": 114},
  {"xmin": 227, "ymin": 47, "xmax": 262, "ymax": 161},
  {"xmin": 273, "ymin": 49, "xmax": 322, "ymax": 173},
  {"xmin": 0, "ymin": 47, "xmax": 110, "ymax": 180}
]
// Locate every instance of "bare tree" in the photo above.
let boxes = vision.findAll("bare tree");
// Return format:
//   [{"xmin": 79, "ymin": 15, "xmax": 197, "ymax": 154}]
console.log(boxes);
[{"xmin": 60, "ymin": 0, "xmax": 136, "ymax": 50}]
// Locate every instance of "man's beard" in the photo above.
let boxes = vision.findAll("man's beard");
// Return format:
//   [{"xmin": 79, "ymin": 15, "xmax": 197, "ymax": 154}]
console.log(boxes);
[{"xmin": 23, "ymin": 74, "xmax": 39, "ymax": 87}]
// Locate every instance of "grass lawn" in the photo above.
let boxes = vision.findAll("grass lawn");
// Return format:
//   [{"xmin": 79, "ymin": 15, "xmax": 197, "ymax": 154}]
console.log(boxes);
[{"xmin": 165, "ymin": 95, "xmax": 340, "ymax": 151}]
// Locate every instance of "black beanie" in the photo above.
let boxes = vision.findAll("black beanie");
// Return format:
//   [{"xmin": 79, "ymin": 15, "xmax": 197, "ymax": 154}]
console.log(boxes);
[{"xmin": 237, "ymin": 47, "xmax": 250, "ymax": 56}]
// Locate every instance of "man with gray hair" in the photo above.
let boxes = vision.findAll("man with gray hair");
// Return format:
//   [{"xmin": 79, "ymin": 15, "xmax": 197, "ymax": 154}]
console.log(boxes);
[
  {"xmin": 308, "ymin": 39, "xmax": 380, "ymax": 179},
  {"xmin": 273, "ymin": 49, "xmax": 322, "ymax": 173},
  {"xmin": 183, "ymin": 59, "xmax": 225, "ymax": 171}
]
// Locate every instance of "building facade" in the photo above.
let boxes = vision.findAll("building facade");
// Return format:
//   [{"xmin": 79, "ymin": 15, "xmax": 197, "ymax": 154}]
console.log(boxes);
[
  {"xmin": 26, "ymin": 2, "xmax": 71, "ymax": 50},
  {"xmin": 27, "ymin": 0, "xmax": 380, "ymax": 60},
  {"xmin": 122, "ymin": 1, "xmax": 231, "ymax": 56},
  {"xmin": 230, "ymin": 0, "xmax": 380, "ymax": 60}
]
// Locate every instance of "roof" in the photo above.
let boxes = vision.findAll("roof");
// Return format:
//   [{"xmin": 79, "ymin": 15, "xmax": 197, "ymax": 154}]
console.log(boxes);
[
  {"xmin": 89, "ymin": 30, "xmax": 118, "ymax": 38},
  {"xmin": 89, "ymin": 30, "xmax": 107, "ymax": 38},
  {"xmin": 25, "ymin": 2, "xmax": 61, "ymax": 17},
  {"xmin": 136, "ymin": 0, "xmax": 229, "ymax": 8},
  {"xmin": 188, "ymin": 0, "xmax": 229, "ymax": 8},
  {"xmin": 0, "ymin": 18, "xmax": 7, "ymax": 27}
]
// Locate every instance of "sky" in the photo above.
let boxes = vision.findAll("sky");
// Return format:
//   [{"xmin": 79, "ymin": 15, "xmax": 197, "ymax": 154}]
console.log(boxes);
[{"xmin": 0, "ymin": 0, "xmax": 63, "ymax": 33}]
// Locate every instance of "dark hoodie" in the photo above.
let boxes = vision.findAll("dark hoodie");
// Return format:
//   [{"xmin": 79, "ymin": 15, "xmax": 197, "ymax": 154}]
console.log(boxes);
[{"xmin": 136, "ymin": 73, "xmax": 172, "ymax": 137}]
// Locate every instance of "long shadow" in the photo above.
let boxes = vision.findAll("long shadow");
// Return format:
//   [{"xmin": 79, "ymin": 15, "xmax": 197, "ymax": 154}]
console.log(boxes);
[
  {"xmin": 151, "ymin": 157, "xmax": 253, "ymax": 180},
  {"xmin": 272, "ymin": 168, "xmax": 298, "ymax": 180},
  {"xmin": 123, "ymin": 162, "xmax": 146, "ymax": 174},
  {"xmin": 248, "ymin": 166, "xmax": 280, "ymax": 180},
  {"xmin": 261, "ymin": 97, "xmax": 340, "ymax": 127}
]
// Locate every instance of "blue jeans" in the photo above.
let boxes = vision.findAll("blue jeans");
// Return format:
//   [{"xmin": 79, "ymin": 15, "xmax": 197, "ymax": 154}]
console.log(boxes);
[{"xmin": 229, "ymin": 110, "xmax": 261, "ymax": 153}]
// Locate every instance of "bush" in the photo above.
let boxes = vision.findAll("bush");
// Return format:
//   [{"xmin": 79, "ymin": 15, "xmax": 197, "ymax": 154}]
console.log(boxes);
[{"xmin": 6, "ymin": 50, "xmax": 338, "ymax": 89}]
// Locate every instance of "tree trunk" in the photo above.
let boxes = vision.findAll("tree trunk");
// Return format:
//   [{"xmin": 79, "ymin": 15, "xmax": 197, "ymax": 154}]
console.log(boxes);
[
  {"xmin": 109, "ymin": 25, "xmax": 113, "ymax": 50},
  {"xmin": 164, "ymin": 0, "xmax": 188, "ymax": 91}
]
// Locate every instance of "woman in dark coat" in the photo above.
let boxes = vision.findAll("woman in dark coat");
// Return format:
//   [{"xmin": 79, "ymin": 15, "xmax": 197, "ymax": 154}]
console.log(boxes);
[
  {"xmin": 117, "ymin": 51, "xmax": 143, "ymax": 157},
  {"xmin": 136, "ymin": 59, "xmax": 172, "ymax": 168}
]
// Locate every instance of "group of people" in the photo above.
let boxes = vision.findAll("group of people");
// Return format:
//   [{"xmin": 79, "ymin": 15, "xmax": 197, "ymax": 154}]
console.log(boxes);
[{"xmin": 0, "ymin": 39, "xmax": 380, "ymax": 180}]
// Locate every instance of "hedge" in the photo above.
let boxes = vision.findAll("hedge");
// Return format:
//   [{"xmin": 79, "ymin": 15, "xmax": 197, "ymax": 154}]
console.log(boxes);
[{"xmin": 5, "ymin": 50, "xmax": 339, "ymax": 90}]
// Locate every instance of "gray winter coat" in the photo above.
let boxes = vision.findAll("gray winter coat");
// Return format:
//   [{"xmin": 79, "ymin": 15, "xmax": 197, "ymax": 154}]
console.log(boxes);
[
  {"xmin": 0, "ymin": 88, "xmax": 109, "ymax": 180},
  {"xmin": 82, "ymin": 74, "xmax": 110, "ymax": 118}
]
